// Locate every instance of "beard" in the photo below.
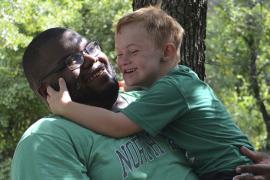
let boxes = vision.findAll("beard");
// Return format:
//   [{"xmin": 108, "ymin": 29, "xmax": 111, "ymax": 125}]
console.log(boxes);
[{"xmin": 67, "ymin": 76, "xmax": 119, "ymax": 110}]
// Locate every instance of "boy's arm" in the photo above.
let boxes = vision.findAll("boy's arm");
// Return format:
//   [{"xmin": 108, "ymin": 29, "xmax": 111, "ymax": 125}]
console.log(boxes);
[{"xmin": 47, "ymin": 78, "xmax": 142, "ymax": 137}]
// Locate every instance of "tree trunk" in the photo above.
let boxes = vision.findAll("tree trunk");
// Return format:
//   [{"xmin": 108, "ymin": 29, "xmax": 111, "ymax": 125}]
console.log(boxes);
[{"xmin": 133, "ymin": 0, "xmax": 207, "ymax": 80}]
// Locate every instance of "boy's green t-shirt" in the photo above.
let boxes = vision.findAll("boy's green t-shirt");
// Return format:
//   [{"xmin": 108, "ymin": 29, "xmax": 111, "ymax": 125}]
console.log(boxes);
[
  {"xmin": 11, "ymin": 91, "xmax": 198, "ymax": 180},
  {"xmin": 121, "ymin": 65, "xmax": 254, "ymax": 177}
]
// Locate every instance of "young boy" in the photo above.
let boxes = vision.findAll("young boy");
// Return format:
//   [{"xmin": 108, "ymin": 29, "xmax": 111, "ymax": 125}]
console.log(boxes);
[{"xmin": 47, "ymin": 6, "xmax": 254, "ymax": 180}]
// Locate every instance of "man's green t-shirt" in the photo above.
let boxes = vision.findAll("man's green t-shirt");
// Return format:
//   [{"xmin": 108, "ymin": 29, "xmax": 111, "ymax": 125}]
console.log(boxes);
[
  {"xmin": 11, "ymin": 91, "xmax": 198, "ymax": 180},
  {"xmin": 121, "ymin": 65, "xmax": 254, "ymax": 177}
]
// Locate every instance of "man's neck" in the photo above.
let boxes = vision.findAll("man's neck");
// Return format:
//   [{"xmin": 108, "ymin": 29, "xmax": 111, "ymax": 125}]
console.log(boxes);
[{"xmin": 111, "ymin": 95, "xmax": 129, "ymax": 112}]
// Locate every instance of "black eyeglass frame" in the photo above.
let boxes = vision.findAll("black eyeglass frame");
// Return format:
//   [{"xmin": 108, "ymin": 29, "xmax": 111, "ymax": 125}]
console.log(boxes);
[{"xmin": 38, "ymin": 41, "xmax": 101, "ymax": 86}]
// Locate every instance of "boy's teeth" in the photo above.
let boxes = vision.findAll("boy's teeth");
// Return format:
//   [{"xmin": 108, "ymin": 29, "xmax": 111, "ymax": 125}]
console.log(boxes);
[{"xmin": 126, "ymin": 68, "xmax": 136, "ymax": 73}]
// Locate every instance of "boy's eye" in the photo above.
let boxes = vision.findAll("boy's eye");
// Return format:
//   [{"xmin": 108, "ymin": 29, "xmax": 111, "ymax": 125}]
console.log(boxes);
[
  {"xmin": 116, "ymin": 53, "xmax": 123, "ymax": 58},
  {"xmin": 130, "ymin": 50, "xmax": 139, "ymax": 54}
]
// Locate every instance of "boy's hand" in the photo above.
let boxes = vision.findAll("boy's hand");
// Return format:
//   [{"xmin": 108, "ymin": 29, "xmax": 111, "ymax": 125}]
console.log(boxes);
[
  {"xmin": 47, "ymin": 78, "xmax": 72, "ymax": 115},
  {"xmin": 234, "ymin": 146, "xmax": 270, "ymax": 180}
]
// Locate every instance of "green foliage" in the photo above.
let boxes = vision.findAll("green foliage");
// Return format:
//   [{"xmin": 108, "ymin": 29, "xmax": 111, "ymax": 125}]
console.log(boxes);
[
  {"xmin": 0, "ymin": 158, "xmax": 11, "ymax": 180},
  {"xmin": 0, "ymin": 1, "xmax": 132, "ymax": 178},
  {"xmin": 0, "ymin": 72, "xmax": 48, "ymax": 158},
  {"xmin": 0, "ymin": 0, "xmax": 83, "ymax": 161},
  {"xmin": 206, "ymin": 0, "xmax": 270, "ymax": 150},
  {"xmin": 3, "ymin": 0, "xmax": 269, "ymax": 177}
]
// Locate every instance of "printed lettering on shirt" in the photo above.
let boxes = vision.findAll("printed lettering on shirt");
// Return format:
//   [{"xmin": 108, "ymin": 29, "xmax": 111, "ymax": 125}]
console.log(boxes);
[
  {"xmin": 167, "ymin": 138, "xmax": 181, "ymax": 151},
  {"xmin": 115, "ymin": 132, "xmax": 166, "ymax": 178},
  {"xmin": 185, "ymin": 151, "xmax": 196, "ymax": 165}
]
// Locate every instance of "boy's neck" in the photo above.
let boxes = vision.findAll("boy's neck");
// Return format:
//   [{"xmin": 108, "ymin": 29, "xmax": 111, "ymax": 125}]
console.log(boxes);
[{"xmin": 159, "ymin": 62, "xmax": 178, "ymax": 77}]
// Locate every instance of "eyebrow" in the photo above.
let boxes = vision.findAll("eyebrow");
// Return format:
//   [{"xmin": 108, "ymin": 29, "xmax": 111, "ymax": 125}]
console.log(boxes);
[
  {"xmin": 126, "ymin": 43, "xmax": 139, "ymax": 48},
  {"xmin": 116, "ymin": 43, "xmax": 140, "ymax": 51},
  {"xmin": 58, "ymin": 42, "xmax": 89, "ymax": 63}
]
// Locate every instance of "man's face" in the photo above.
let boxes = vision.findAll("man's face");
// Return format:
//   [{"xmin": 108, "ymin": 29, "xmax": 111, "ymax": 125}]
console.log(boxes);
[{"xmin": 37, "ymin": 30, "xmax": 119, "ymax": 108}]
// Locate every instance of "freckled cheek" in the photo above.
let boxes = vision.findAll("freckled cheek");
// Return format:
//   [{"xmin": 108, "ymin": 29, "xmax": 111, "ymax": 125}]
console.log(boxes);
[
  {"xmin": 116, "ymin": 59, "xmax": 121, "ymax": 68},
  {"xmin": 117, "ymin": 57, "xmax": 126, "ymax": 69},
  {"xmin": 120, "ymin": 66, "xmax": 126, "ymax": 74},
  {"xmin": 140, "ymin": 60, "xmax": 156, "ymax": 70},
  {"xmin": 117, "ymin": 63, "xmax": 126, "ymax": 74}
]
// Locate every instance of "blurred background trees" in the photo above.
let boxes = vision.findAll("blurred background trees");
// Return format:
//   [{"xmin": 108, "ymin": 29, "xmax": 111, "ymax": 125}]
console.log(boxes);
[
  {"xmin": 0, "ymin": 0, "xmax": 269, "ymax": 179},
  {"xmin": 0, "ymin": 1, "xmax": 131, "ymax": 179},
  {"xmin": 206, "ymin": 0, "xmax": 270, "ymax": 150}
]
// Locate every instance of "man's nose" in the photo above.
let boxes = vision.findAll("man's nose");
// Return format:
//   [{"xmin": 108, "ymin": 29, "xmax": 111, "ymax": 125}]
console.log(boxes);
[{"xmin": 80, "ymin": 53, "xmax": 98, "ymax": 69}]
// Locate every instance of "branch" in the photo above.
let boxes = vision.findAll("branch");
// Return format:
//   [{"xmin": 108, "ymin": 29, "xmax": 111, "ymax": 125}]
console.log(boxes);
[{"xmin": 257, "ymin": 61, "xmax": 270, "ymax": 76}]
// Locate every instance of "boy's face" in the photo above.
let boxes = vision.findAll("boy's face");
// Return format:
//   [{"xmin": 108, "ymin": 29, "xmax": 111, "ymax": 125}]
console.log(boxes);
[{"xmin": 115, "ymin": 22, "xmax": 164, "ymax": 88}]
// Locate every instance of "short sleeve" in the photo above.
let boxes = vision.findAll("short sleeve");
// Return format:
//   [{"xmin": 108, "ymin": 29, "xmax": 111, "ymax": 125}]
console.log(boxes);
[
  {"xmin": 11, "ymin": 133, "xmax": 90, "ymax": 180},
  {"xmin": 121, "ymin": 77, "xmax": 188, "ymax": 136},
  {"xmin": 11, "ymin": 117, "xmax": 92, "ymax": 180}
]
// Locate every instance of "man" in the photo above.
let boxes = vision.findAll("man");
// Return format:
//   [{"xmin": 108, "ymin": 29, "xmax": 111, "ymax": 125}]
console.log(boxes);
[{"xmin": 11, "ymin": 27, "xmax": 198, "ymax": 180}]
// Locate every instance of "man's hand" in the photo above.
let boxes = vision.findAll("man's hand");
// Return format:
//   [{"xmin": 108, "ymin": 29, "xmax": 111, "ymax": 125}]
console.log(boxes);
[
  {"xmin": 47, "ymin": 78, "xmax": 72, "ymax": 115},
  {"xmin": 234, "ymin": 146, "xmax": 270, "ymax": 180}
]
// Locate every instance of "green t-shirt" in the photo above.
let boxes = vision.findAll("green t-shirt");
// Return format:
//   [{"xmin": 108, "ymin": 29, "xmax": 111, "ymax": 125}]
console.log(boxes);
[
  {"xmin": 121, "ymin": 65, "xmax": 254, "ymax": 177},
  {"xmin": 11, "ymin": 92, "xmax": 198, "ymax": 180}
]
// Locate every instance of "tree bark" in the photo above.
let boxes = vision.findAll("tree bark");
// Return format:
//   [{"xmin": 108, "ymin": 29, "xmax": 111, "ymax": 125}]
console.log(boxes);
[{"xmin": 132, "ymin": 0, "xmax": 207, "ymax": 80}]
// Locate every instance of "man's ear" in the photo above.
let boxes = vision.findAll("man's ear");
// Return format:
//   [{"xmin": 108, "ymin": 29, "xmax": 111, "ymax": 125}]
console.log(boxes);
[
  {"xmin": 38, "ymin": 83, "xmax": 48, "ymax": 98},
  {"xmin": 162, "ymin": 43, "xmax": 177, "ymax": 62}
]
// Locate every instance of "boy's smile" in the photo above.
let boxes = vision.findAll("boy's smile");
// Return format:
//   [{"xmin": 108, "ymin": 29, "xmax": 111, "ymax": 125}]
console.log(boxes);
[
  {"xmin": 123, "ymin": 67, "xmax": 138, "ymax": 82},
  {"xmin": 124, "ymin": 68, "xmax": 137, "ymax": 74}
]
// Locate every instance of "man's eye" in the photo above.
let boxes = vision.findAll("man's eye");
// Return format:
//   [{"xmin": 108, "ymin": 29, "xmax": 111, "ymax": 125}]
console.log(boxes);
[
  {"xmin": 88, "ymin": 48, "xmax": 98, "ymax": 56},
  {"xmin": 66, "ymin": 54, "xmax": 81, "ymax": 66},
  {"xmin": 66, "ymin": 58, "xmax": 76, "ymax": 66}
]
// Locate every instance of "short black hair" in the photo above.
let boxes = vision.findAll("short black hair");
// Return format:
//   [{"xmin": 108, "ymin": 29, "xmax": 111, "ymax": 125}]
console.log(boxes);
[
  {"xmin": 23, "ymin": 27, "xmax": 68, "ymax": 91},
  {"xmin": 23, "ymin": 27, "xmax": 87, "ymax": 96}
]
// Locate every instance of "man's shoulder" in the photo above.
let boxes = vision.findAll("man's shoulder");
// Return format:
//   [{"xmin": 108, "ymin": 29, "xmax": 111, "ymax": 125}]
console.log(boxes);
[
  {"xmin": 11, "ymin": 116, "xmax": 97, "ymax": 180},
  {"xmin": 26, "ymin": 115, "xmax": 81, "ymax": 131},
  {"xmin": 20, "ymin": 115, "xmax": 96, "ymax": 142}
]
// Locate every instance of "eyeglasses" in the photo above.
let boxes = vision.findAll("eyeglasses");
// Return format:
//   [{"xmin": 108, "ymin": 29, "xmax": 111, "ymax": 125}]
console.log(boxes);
[{"xmin": 39, "ymin": 41, "xmax": 101, "ymax": 84}]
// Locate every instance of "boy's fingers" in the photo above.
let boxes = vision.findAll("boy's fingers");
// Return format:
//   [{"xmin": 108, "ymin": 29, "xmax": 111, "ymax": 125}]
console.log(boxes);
[
  {"xmin": 47, "ymin": 86, "xmax": 55, "ymax": 96},
  {"xmin": 59, "ymin": 78, "xmax": 67, "ymax": 91}
]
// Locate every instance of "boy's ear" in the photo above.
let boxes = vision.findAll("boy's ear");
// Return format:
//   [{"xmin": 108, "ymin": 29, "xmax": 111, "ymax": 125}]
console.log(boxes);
[{"xmin": 162, "ymin": 43, "xmax": 177, "ymax": 61}]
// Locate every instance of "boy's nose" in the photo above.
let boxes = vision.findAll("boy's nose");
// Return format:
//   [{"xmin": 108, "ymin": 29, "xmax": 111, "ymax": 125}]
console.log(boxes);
[{"xmin": 117, "ymin": 55, "xmax": 131, "ymax": 67}]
